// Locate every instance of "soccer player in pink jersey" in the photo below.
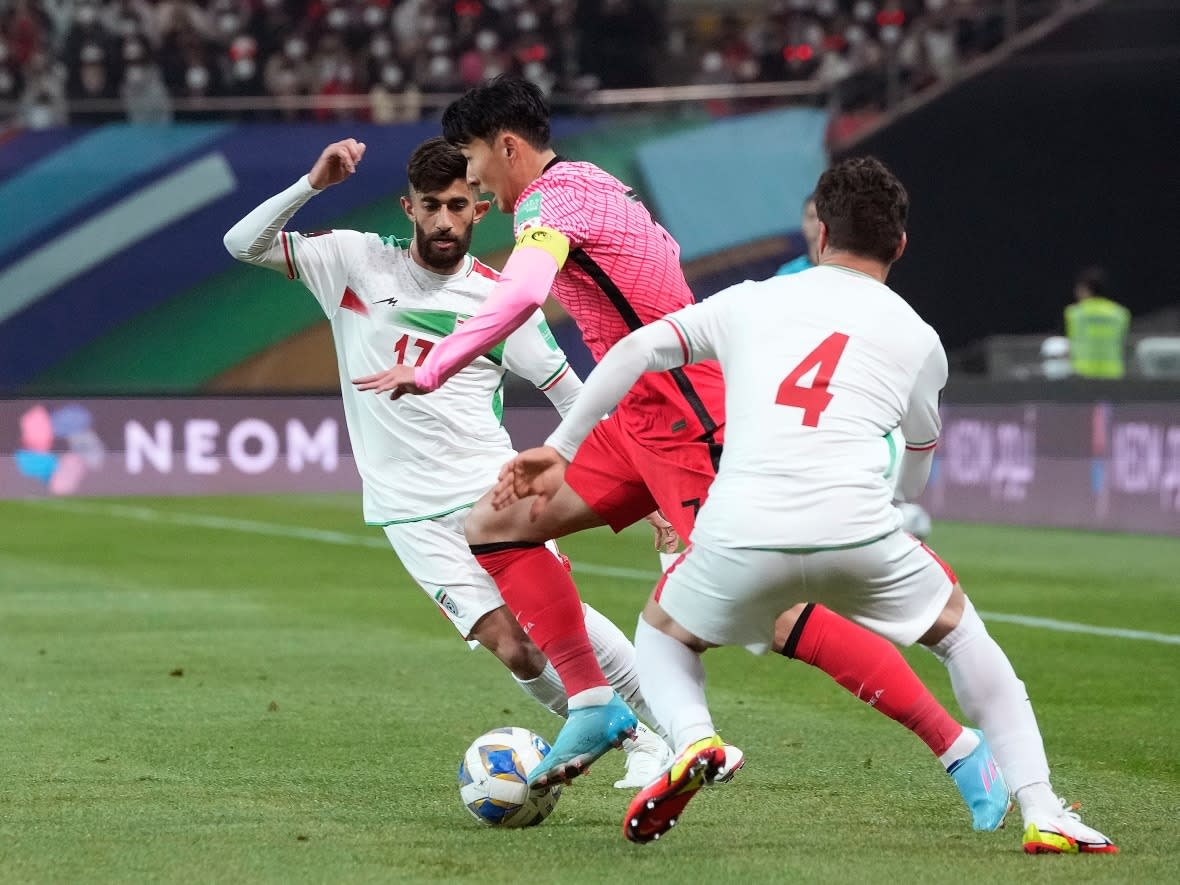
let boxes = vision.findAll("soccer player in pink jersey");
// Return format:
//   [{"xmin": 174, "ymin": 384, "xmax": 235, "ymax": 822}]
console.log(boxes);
[{"xmin": 354, "ymin": 77, "xmax": 987, "ymax": 803}]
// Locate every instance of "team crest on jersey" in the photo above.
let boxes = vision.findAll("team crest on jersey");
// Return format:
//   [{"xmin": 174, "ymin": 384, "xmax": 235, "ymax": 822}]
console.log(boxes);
[{"xmin": 434, "ymin": 588, "xmax": 460, "ymax": 617}]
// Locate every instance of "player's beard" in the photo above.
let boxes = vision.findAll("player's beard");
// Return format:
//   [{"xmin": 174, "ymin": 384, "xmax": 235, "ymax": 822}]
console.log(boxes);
[{"xmin": 415, "ymin": 222, "xmax": 472, "ymax": 273}]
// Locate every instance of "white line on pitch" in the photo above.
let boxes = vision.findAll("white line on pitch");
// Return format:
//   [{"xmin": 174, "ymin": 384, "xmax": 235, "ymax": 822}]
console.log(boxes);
[{"xmin": 25, "ymin": 498, "xmax": 1180, "ymax": 647}]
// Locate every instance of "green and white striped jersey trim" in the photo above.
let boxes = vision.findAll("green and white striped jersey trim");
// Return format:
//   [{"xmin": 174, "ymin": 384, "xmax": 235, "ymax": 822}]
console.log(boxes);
[{"xmin": 365, "ymin": 501, "xmax": 476, "ymax": 527}]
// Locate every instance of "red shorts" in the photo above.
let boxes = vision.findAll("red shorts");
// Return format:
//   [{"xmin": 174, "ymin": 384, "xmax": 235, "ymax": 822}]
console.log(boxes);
[{"xmin": 564, "ymin": 368, "xmax": 725, "ymax": 541}]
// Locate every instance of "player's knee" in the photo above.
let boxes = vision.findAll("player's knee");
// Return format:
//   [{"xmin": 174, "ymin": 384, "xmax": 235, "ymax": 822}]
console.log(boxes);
[
  {"xmin": 918, "ymin": 584, "xmax": 969, "ymax": 648},
  {"xmin": 772, "ymin": 603, "xmax": 809, "ymax": 654},
  {"xmin": 464, "ymin": 495, "xmax": 517, "ymax": 545}
]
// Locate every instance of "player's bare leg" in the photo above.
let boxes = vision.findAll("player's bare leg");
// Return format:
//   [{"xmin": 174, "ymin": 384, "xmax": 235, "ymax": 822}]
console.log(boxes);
[
  {"xmin": 467, "ymin": 483, "xmax": 637, "ymax": 787},
  {"xmin": 772, "ymin": 602, "xmax": 1003, "ymax": 830}
]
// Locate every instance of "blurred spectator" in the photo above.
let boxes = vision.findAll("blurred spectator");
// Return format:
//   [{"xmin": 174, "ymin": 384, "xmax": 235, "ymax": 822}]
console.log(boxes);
[
  {"xmin": 162, "ymin": 19, "xmax": 224, "ymax": 120},
  {"xmin": 1065, "ymin": 266, "xmax": 1132, "ymax": 380},
  {"xmin": 264, "ymin": 32, "xmax": 312, "ymax": 119},
  {"xmin": 310, "ymin": 30, "xmax": 364, "ymax": 121},
  {"xmin": 0, "ymin": 0, "xmax": 1054, "ymax": 125},
  {"xmin": 19, "ymin": 48, "xmax": 67, "ymax": 128},
  {"xmin": 121, "ymin": 37, "xmax": 173, "ymax": 123},
  {"xmin": 4, "ymin": 0, "xmax": 50, "ymax": 67},
  {"xmin": 0, "ymin": 40, "xmax": 24, "ymax": 104},
  {"xmin": 66, "ymin": 37, "xmax": 119, "ymax": 123}
]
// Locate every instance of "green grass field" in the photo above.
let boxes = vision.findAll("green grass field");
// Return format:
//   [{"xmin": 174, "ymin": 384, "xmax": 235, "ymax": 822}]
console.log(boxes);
[{"xmin": 2, "ymin": 494, "xmax": 1177, "ymax": 884}]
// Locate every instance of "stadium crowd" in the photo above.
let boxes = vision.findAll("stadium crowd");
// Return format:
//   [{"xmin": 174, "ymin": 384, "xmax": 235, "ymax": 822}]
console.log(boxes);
[{"xmin": 1, "ymin": 0, "xmax": 1033, "ymax": 126}]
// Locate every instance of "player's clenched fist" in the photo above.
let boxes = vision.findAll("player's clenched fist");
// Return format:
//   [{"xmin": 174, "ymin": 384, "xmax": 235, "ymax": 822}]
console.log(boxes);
[{"xmin": 308, "ymin": 138, "xmax": 366, "ymax": 190}]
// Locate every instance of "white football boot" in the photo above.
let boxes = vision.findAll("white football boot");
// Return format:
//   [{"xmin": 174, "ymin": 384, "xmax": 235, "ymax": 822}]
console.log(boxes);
[{"xmin": 616, "ymin": 723, "xmax": 674, "ymax": 789}]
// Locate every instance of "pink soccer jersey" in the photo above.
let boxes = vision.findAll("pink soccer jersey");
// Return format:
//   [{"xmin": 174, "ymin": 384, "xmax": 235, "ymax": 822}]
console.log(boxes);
[{"xmin": 513, "ymin": 160, "xmax": 697, "ymax": 361}]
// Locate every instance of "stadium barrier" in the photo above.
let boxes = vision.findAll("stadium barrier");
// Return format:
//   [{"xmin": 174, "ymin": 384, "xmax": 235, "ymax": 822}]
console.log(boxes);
[{"xmin": 4, "ymin": 394, "xmax": 1178, "ymax": 537}]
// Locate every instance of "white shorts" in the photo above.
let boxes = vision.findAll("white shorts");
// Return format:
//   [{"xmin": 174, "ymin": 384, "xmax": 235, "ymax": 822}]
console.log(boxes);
[
  {"xmin": 383, "ymin": 508, "xmax": 564, "ymax": 644},
  {"xmin": 657, "ymin": 530, "xmax": 956, "ymax": 654}
]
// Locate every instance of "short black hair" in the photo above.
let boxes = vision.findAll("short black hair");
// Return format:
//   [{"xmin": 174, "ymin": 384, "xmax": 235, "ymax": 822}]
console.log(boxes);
[
  {"xmin": 441, "ymin": 75, "xmax": 551, "ymax": 150},
  {"xmin": 814, "ymin": 156, "xmax": 908, "ymax": 265},
  {"xmin": 406, "ymin": 136, "xmax": 468, "ymax": 194},
  {"xmin": 1075, "ymin": 266, "xmax": 1108, "ymax": 297}
]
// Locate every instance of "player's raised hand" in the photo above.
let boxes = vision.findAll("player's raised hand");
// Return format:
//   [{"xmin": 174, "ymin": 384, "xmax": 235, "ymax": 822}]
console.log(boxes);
[
  {"xmin": 492, "ymin": 446, "xmax": 569, "ymax": 520},
  {"xmin": 308, "ymin": 138, "xmax": 366, "ymax": 190},
  {"xmin": 351, "ymin": 364, "xmax": 426, "ymax": 399}
]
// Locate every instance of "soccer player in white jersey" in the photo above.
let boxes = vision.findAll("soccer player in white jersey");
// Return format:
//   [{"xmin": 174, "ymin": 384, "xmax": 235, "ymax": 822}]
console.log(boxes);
[
  {"xmin": 495, "ymin": 157, "xmax": 1117, "ymax": 854},
  {"xmin": 223, "ymin": 136, "xmax": 672, "ymax": 788}
]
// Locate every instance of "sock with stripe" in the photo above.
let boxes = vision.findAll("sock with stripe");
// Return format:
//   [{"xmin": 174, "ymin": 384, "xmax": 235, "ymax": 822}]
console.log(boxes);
[{"xmin": 785, "ymin": 603, "xmax": 964, "ymax": 758}]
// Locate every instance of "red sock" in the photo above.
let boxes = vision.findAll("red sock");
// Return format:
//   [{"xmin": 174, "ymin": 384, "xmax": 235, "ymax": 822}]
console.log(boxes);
[
  {"xmin": 785, "ymin": 604, "xmax": 962, "ymax": 757},
  {"xmin": 472, "ymin": 544, "xmax": 608, "ymax": 698}
]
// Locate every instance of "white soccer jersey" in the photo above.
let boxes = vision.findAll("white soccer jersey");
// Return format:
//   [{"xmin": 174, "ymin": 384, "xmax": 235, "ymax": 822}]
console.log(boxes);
[
  {"xmin": 225, "ymin": 176, "xmax": 578, "ymax": 524},
  {"xmin": 665, "ymin": 265, "xmax": 945, "ymax": 549},
  {"xmin": 547, "ymin": 264, "xmax": 946, "ymax": 550}
]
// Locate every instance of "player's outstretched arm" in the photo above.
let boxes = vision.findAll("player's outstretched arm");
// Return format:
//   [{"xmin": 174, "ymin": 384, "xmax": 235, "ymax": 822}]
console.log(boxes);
[
  {"xmin": 501, "ymin": 310, "xmax": 583, "ymax": 417},
  {"xmin": 352, "ymin": 230, "xmax": 567, "ymax": 399},
  {"xmin": 223, "ymin": 139, "xmax": 366, "ymax": 268},
  {"xmin": 545, "ymin": 320, "xmax": 689, "ymax": 463},
  {"xmin": 492, "ymin": 446, "xmax": 570, "ymax": 519},
  {"xmin": 492, "ymin": 320, "xmax": 688, "ymax": 521}
]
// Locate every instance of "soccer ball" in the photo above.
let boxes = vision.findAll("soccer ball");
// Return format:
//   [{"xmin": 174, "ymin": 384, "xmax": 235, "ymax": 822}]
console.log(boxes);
[
  {"xmin": 457, "ymin": 727, "xmax": 562, "ymax": 827},
  {"xmin": 898, "ymin": 501, "xmax": 932, "ymax": 540}
]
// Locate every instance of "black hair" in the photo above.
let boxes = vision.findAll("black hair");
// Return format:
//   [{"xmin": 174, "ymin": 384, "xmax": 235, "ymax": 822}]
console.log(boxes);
[
  {"xmin": 441, "ymin": 75, "xmax": 551, "ymax": 150},
  {"xmin": 814, "ymin": 156, "xmax": 908, "ymax": 265},
  {"xmin": 1075, "ymin": 266, "xmax": 1108, "ymax": 298},
  {"xmin": 406, "ymin": 136, "xmax": 469, "ymax": 194}
]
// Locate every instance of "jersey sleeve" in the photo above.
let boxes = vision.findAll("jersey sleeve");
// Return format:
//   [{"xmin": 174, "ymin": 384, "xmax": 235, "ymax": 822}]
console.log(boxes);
[
  {"xmin": 514, "ymin": 179, "xmax": 591, "ymax": 254},
  {"xmin": 900, "ymin": 338, "xmax": 948, "ymax": 452},
  {"xmin": 544, "ymin": 320, "xmax": 689, "ymax": 460},
  {"xmin": 223, "ymin": 174, "xmax": 365, "ymax": 320},
  {"xmin": 895, "ymin": 337, "xmax": 948, "ymax": 502},
  {"xmin": 658, "ymin": 283, "xmax": 745, "ymax": 366},
  {"xmin": 277, "ymin": 229, "xmax": 369, "ymax": 320},
  {"xmin": 502, "ymin": 310, "xmax": 574, "ymax": 392}
]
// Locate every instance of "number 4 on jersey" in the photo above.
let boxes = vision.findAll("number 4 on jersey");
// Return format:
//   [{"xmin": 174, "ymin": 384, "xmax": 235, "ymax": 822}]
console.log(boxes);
[{"xmin": 775, "ymin": 332, "xmax": 850, "ymax": 427}]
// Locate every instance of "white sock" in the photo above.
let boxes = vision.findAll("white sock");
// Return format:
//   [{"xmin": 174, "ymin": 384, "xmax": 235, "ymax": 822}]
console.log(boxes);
[
  {"xmin": 1015, "ymin": 782, "xmax": 1061, "ymax": 821},
  {"xmin": 582, "ymin": 602, "xmax": 666, "ymax": 739},
  {"xmin": 513, "ymin": 662, "xmax": 568, "ymax": 718},
  {"xmin": 634, "ymin": 616, "xmax": 714, "ymax": 752},
  {"xmin": 568, "ymin": 686, "xmax": 614, "ymax": 708},
  {"xmin": 926, "ymin": 597, "xmax": 1052, "ymax": 793},
  {"xmin": 937, "ymin": 727, "xmax": 979, "ymax": 770}
]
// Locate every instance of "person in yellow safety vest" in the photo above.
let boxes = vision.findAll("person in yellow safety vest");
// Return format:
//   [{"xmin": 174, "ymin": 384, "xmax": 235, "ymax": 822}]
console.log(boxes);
[{"xmin": 1064, "ymin": 266, "xmax": 1131, "ymax": 379}]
